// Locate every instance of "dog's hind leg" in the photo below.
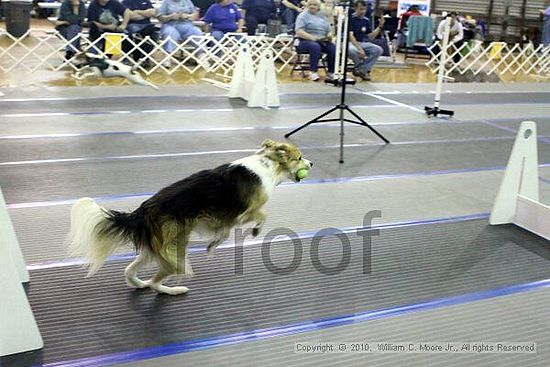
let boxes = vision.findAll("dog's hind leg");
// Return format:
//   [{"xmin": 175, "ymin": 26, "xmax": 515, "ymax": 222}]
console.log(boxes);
[
  {"xmin": 145, "ymin": 258, "xmax": 190, "ymax": 295},
  {"xmin": 124, "ymin": 251, "xmax": 151, "ymax": 289},
  {"xmin": 145, "ymin": 222, "xmax": 191, "ymax": 295}
]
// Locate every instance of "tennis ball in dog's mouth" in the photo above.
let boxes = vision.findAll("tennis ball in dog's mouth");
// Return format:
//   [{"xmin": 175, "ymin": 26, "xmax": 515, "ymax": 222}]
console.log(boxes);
[{"xmin": 296, "ymin": 169, "xmax": 308, "ymax": 180}]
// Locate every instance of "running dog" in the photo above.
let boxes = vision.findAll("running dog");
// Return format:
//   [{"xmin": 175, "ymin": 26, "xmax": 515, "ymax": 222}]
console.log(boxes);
[
  {"xmin": 67, "ymin": 140, "xmax": 312, "ymax": 295},
  {"xmin": 72, "ymin": 53, "xmax": 158, "ymax": 90}
]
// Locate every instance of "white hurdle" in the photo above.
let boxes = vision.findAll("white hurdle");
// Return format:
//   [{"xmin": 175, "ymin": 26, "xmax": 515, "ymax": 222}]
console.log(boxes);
[
  {"xmin": 229, "ymin": 47, "xmax": 279, "ymax": 109},
  {"xmin": 489, "ymin": 121, "xmax": 550, "ymax": 240},
  {"xmin": 0, "ymin": 187, "xmax": 43, "ymax": 356}
]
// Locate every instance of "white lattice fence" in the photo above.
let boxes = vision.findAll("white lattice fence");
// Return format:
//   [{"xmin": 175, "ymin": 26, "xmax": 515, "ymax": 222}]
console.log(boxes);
[
  {"xmin": 426, "ymin": 41, "xmax": 550, "ymax": 78},
  {"xmin": 0, "ymin": 29, "xmax": 296, "ymax": 77}
]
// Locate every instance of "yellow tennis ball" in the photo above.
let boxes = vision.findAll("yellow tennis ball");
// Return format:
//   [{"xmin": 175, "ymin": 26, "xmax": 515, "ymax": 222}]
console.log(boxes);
[{"xmin": 296, "ymin": 169, "xmax": 308, "ymax": 180}]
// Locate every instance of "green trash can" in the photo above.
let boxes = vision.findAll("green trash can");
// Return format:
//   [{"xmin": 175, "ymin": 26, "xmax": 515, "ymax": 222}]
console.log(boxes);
[{"xmin": 3, "ymin": 0, "xmax": 33, "ymax": 38}]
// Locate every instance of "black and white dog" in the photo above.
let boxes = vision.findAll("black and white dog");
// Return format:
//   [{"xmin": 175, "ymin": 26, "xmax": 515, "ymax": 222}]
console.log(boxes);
[
  {"xmin": 72, "ymin": 53, "xmax": 158, "ymax": 90},
  {"xmin": 67, "ymin": 140, "xmax": 312, "ymax": 295}
]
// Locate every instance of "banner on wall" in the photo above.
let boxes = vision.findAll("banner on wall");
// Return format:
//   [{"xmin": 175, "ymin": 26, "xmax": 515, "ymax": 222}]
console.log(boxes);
[{"xmin": 397, "ymin": 0, "xmax": 430, "ymax": 17}]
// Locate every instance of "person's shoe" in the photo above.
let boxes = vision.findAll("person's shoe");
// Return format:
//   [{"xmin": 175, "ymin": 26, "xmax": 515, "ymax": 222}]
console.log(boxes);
[
  {"xmin": 353, "ymin": 69, "xmax": 371, "ymax": 81},
  {"xmin": 162, "ymin": 59, "xmax": 172, "ymax": 68},
  {"xmin": 309, "ymin": 72, "xmax": 320, "ymax": 81},
  {"xmin": 325, "ymin": 72, "xmax": 336, "ymax": 81}
]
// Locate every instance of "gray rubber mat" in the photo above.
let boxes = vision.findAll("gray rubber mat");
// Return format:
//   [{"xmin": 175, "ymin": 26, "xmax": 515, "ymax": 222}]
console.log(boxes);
[
  {"xmin": 0, "ymin": 93, "xmax": 377, "ymax": 116},
  {"xmin": 3, "ymin": 219, "xmax": 550, "ymax": 366},
  {"xmin": 2, "ymin": 139, "xmax": 550, "ymax": 204},
  {"xmin": 0, "ymin": 122, "xmax": 512, "ymax": 163},
  {"xmin": 1, "ymin": 92, "xmax": 549, "ymax": 116},
  {"xmin": 380, "ymin": 92, "xmax": 550, "ymax": 106},
  {"xmin": 139, "ymin": 288, "xmax": 550, "ymax": 367}
]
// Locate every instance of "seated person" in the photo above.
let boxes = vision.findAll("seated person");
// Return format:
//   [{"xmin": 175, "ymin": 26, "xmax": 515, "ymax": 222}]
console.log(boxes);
[
  {"xmin": 122, "ymin": 0, "xmax": 158, "ymax": 64},
  {"xmin": 294, "ymin": 0, "xmax": 335, "ymax": 81},
  {"xmin": 158, "ymin": 0, "xmax": 204, "ymax": 67},
  {"xmin": 55, "ymin": 0, "xmax": 86, "ymax": 60},
  {"xmin": 241, "ymin": 0, "xmax": 276, "ymax": 35},
  {"xmin": 399, "ymin": 4, "xmax": 420, "ymax": 30},
  {"xmin": 348, "ymin": 0, "xmax": 384, "ymax": 81},
  {"xmin": 281, "ymin": 0, "xmax": 304, "ymax": 33},
  {"xmin": 203, "ymin": 0, "xmax": 244, "ymax": 40},
  {"xmin": 87, "ymin": 0, "xmax": 132, "ymax": 53},
  {"xmin": 436, "ymin": 11, "xmax": 464, "ymax": 62},
  {"xmin": 543, "ymin": 1, "xmax": 550, "ymax": 47}
]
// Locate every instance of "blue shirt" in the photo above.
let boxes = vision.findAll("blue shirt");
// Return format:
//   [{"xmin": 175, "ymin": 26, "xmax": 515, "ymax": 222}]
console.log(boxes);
[
  {"xmin": 203, "ymin": 3, "xmax": 241, "ymax": 32},
  {"xmin": 241, "ymin": 0, "xmax": 275, "ymax": 20},
  {"xmin": 295, "ymin": 10, "xmax": 329, "ymax": 38},
  {"xmin": 350, "ymin": 13, "xmax": 371, "ymax": 42},
  {"xmin": 122, "ymin": 0, "xmax": 154, "ymax": 24},
  {"xmin": 158, "ymin": 0, "xmax": 196, "ymax": 23}
]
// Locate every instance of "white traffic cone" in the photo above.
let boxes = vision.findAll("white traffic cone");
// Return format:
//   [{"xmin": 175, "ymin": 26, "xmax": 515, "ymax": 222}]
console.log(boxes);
[
  {"xmin": 229, "ymin": 47, "xmax": 255, "ymax": 101},
  {"xmin": 247, "ymin": 51, "xmax": 280, "ymax": 108}
]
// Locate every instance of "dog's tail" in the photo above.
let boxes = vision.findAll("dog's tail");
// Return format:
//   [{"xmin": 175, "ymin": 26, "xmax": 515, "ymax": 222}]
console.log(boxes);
[{"xmin": 67, "ymin": 197, "xmax": 145, "ymax": 276}]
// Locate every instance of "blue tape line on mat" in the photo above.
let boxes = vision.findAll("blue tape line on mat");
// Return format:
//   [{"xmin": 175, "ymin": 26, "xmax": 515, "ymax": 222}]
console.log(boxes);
[{"xmin": 43, "ymin": 278, "xmax": 550, "ymax": 367}]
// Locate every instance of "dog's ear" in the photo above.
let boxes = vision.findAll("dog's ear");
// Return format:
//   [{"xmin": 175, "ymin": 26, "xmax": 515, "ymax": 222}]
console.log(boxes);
[{"xmin": 261, "ymin": 139, "xmax": 277, "ymax": 149}]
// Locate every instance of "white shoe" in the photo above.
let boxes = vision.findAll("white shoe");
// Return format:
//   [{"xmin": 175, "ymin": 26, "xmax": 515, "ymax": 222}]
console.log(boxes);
[
  {"xmin": 309, "ymin": 72, "xmax": 320, "ymax": 81},
  {"xmin": 162, "ymin": 59, "xmax": 172, "ymax": 68},
  {"xmin": 326, "ymin": 73, "xmax": 335, "ymax": 80}
]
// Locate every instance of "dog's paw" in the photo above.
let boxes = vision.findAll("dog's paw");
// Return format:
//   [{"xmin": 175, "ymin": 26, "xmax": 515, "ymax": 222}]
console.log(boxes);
[{"xmin": 154, "ymin": 285, "xmax": 189, "ymax": 295}]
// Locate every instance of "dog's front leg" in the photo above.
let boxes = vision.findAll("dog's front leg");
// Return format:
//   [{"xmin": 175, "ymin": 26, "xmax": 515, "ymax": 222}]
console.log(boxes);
[
  {"xmin": 251, "ymin": 211, "xmax": 266, "ymax": 237},
  {"xmin": 207, "ymin": 228, "xmax": 230, "ymax": 257}
]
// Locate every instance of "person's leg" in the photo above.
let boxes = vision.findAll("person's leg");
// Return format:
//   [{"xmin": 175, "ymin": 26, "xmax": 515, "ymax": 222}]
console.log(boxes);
[
  {"xmin": 88, "ymin": 28, "xmax": 103, "ymax": 54},
  {"xmin": 176, "ymin": 22, "xmax": 204, "ymax": 40},
  {"xmin": 176, "ymin": 23, "xmax": 206, "ymax": 59},
  {"xmin": 245, "ymin": 14, "xmax": 259, "ymax": 35},
  {"xmin": 160, "ymin": 23, "xmax": 180, "ymax": 53},
  {"xmin": 62, "ymin": 24, "xmax": 81, "ymax": 54},
  {"xmin": 296, "ymin": 39, "xmax": 322, "ymax": 72},
  {"xmin": 347, "ymin": 42, "xmax": 367, "ymax": 73},
  {"xmin": 452, "ymin": 39, "xmax": 464, "ymax": 63},
  {"xmin": 543, "ymin": 20, "xmax": 550, "ymax": 47},
  {"xmin": 128, "ymin": 23, "xmax": 154, "ymax": 61},
  {"xmin": 361, "ymin": 42, "xmax": 383, "ymax": 72},
  {"xmin": 211, "ymin": 30, "xmax": 224, "ymax": 41},
  {"xmin": 321, "ymin": 41, "xmax": 336, "ymax": 74}
]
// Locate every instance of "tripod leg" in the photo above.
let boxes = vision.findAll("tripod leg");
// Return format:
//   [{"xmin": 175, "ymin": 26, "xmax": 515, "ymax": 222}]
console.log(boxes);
[
  {"xmin": 339, "ymin": 107, "xmax": 344, "ymax": 164},
  {"xmin": 285, "ymin": 105, "xmax": 340, "ymax": 138},
  {"xmin": 344, "ymin": 106, "xmax": 390, "ymax": 144}
]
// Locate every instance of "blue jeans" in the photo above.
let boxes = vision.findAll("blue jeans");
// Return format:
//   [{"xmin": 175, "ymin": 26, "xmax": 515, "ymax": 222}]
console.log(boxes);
[
  {"xmin": 543, "ymin": 19, "xmax": 550, "ymax": 47},
  {"xmin": 296, "ymin": 39, "xmax": 335, "ymax": 73},
  {"xmin": 348, "ymin": 41, "xmax": 383, "ymax": 73},
  {"xmin": 59, "ymin": 24, "xmax": 81, "ymax": 53},
  {"xmin": 161, "ymin": 22, "xmax": 203, "ymax": 53}
]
